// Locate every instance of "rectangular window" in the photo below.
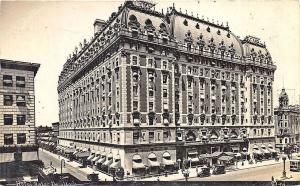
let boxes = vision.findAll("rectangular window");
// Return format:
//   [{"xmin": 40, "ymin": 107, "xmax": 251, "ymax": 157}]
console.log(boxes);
[
  {"xmin": 17, "ymin": 133, "xmax": 26, "ymax": 144},
  {"xmin": 4, "ymin": 95, "xmax": 13, "ymax": 106},
  {"xmin": 133, "ymin": 85, "xmax": 138, "ymax": 97},
  {"xmin": 17, "ymin": 115, "xmax": 26, "ymax": 125},
  {"xmin": 149, "ymin": 131, "xmax": 154, "ymax": 142},
  {"xmin": 162, "ymin": 61, "xmax": 167, "ymax": 70},
  {"xmin": 16, "ymin": 95, "xmax": 26, "ymax": 106},
  {"xmin": 163, "ymin": 75, "xmax": 168, "ymax": 84},
  {"xmin": 3, "ymin": 75, "xmax": 13, "ymax": 87},
  {"xmin": 157, "ymin": 132, "xmax": 161, "ymax": 141},
  {"xmin": 117, "ymin": 133, "xmax": 120, "ymax": 144},
  {"xmin": 163, "ymin": 89, "xmax": 168, "ymax": 98},
  {"xmin": 4, "ymin": 134, "xmax": 13, "ymax": 145},
  {"xmin": 149, "ymin": 102, "xmax": 154, "ymax": 111},
  {"xmin": 133, "ymin": 101, "xmax": 138, "ymax": 111},
  {"xmin": 16, "ymin": 76, "xmax": 25, "ymax": 87},
  {"xmin": 4, "ymin": 114, "xmax": 13, "ymax": 125},
  {"xmin": 149, "ymin": 90, "xmax": 154, "ymax": 97},
  {"xmin": 132, "ymin": 56, "xmax": 138, "ymax": 65},
  {"xmin": 163, "ymin": 131, "xmax": 169, "ymax": 140},
  {"xmin": 133, "ymin": 130, "xmax": 139, "ymax": 143},
  {"xmin": 148, "ymin": 58, "xmax": 154, "ymax": 67}
]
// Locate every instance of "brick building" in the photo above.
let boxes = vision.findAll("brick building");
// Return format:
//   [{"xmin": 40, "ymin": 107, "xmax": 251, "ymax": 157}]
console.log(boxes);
[
  {"xmin": 0, "ymin": 59, "xmax": 40, "ymax": 180},
  {"xmin": 57, "ymin": 1, "xmax": 277, "ymax": 176}
]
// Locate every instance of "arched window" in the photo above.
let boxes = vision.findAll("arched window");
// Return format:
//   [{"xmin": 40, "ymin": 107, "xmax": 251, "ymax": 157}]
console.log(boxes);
[
  {"xmin": 145, "ymin": 19, "xmax": 152, "ymax": 25},
  {"xmin": 129, "ymin": 14, "xmax": 137, "ymax": 22}
]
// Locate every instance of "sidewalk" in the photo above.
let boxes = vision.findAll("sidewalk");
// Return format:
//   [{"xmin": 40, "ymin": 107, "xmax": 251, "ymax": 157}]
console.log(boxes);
[{"xmin": 40, "ymin": 149, "xmax": 113, "ymax": 181}]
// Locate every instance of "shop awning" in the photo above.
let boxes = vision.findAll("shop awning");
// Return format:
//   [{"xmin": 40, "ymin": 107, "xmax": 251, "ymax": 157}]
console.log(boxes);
[
  {"xmin": 102, "ymin": 158, "xmax": 113, "ymax": 166},
  {"xmin": 133, "ymin": 155, "xmax": 142, "ymax": 161},
  {"xmin": 189, "ymin": 157, "xmax": 199, "ymax": 163},
  {"xmin": 133, "ymin": 161, "xmax": 145, "ymax": 169},
  {"xmin": 87, "ymin": 154, "xmax": 95, "ymax": 161},
  {"xmin": 64, "ymin": 148, "xmax": 76, "ymax": 154},
  {"xmin": 199, "ymin": 154, "xmax": 212, "ymax": 159},
  {"xmin": 148, "ymin": 153, "xmax": 157, "ymax": 159},
  {"xmin": 76, "ymin": 151, "xmax": 90, "ymax": 158},
  {"xmin": 219, "ymin": 156, "xmax": 234, "ymax": 161},
  {"xmin": 91, "ymin": 155, "xmax": 101, "ymax": 162},
  {"xmin": 253, "ymin": 149, "xmax": 262, "ymax": 155},
  {"xmin": 148, "ymin": 159, "xmax": 160, "ymax": 167},
  {"xmin": 261, "ymin": 148, "xmax": 270, "ymax": 154},
  {"xmin": 224, "ymin": 152, "xmax": 235, "ymax": 157},
  {"xmin": 110, "ymin": 159, "xmax": 121, "ymax": 169},
  {"xmin": 188, "ymin": 151, "xmax": 198, "ymax": 156},
  {"xmin": 211, "ymin": 151, "xmax": 223, "ymax": 157},
  {"xmin": 96, "ymin": 156, "xmax": 106, "ymax": 164},
  {"xmin": 267, "ymin": 147, "xmax": 276, "ymax": 153},
  {"xmin": 162, "ymin": 157, "xmax": 174, "ymax": 165}
]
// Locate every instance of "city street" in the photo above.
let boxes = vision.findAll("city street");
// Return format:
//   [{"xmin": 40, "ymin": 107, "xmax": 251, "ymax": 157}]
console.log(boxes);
[
  {"xmin": 185, "ymin": 162, "xmax": 300, "ymax": 181},
  {"xmin": 39, "ymin": 149, "xmax": 89, "ymax": 181}
]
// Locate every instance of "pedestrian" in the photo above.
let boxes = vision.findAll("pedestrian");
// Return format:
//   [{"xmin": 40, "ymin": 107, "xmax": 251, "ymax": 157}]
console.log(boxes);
[{"xmin": 157, "ymin": 176, "xmax": 160, "ymax": 181}]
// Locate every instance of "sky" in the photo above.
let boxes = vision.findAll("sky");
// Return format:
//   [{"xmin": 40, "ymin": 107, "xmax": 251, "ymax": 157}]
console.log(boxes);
[{"xmin": 0, "ymin": 0, "xmax": 299, "ymax": 126}]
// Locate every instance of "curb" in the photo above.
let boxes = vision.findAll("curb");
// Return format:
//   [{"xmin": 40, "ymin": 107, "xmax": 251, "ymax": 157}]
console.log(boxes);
[{"xmin": 226, "ymin": 161, "xmax": 282, "ymax": 173}]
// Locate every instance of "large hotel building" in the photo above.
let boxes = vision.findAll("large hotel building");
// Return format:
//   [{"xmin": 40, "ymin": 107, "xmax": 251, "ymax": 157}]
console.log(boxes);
[
  {"xmin": 57, "ymin": 1, "xmax": 277, "ymax": 175},
  {"xmin": 0, "ymin": 59, "xmax": 40, "ymax": 180}
]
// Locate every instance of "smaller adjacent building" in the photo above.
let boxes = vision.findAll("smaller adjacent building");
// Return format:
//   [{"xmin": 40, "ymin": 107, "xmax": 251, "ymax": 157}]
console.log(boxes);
[
  {"xmin": 0, "ymin": 59, "xmax": 40, "ymax": 181},
  {"xmin": 274, "ymin": 88, "xmax": 300, "ymax": 153},
  {"xmin": 37, "ymin": 122, "xmax": 59, "ymax": 152}
]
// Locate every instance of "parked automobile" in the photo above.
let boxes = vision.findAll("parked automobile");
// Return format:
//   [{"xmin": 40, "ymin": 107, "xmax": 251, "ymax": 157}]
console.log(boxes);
[
  {"xmin": 212, "ymin": 165, "xmax": 225, "ymax": 175},
  {"xmin": 290, "ymin": 159, "xmax": 300, "ymax": 172},
  {"xmin": 197, "ymin": 166, "xmax": 211, "ymax": 177}
]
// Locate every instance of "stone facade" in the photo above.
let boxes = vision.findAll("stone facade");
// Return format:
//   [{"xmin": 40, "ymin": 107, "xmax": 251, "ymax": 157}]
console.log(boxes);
[{"xmin": 57, "ymin": 1, "xmax": 277, "ymax": 175}]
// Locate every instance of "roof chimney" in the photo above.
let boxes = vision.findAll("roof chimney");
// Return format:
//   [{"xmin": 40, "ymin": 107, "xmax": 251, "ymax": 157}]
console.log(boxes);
[{"xmin": 93, "ymin": 19, "xmax": 106, "ymax": 35}]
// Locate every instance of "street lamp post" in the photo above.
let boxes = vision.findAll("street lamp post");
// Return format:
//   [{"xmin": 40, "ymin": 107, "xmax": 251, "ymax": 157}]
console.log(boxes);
[
  {"xmin": 177, "ymin": 159, "xmax": 181, "ymax": 171},
  {"xmin": 61, "ymin": 159, "xmax": 65, "ymax": 179},
  {"xmin": 282, "ymin": 155, "xmax": 287, "ymax": 178}
]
